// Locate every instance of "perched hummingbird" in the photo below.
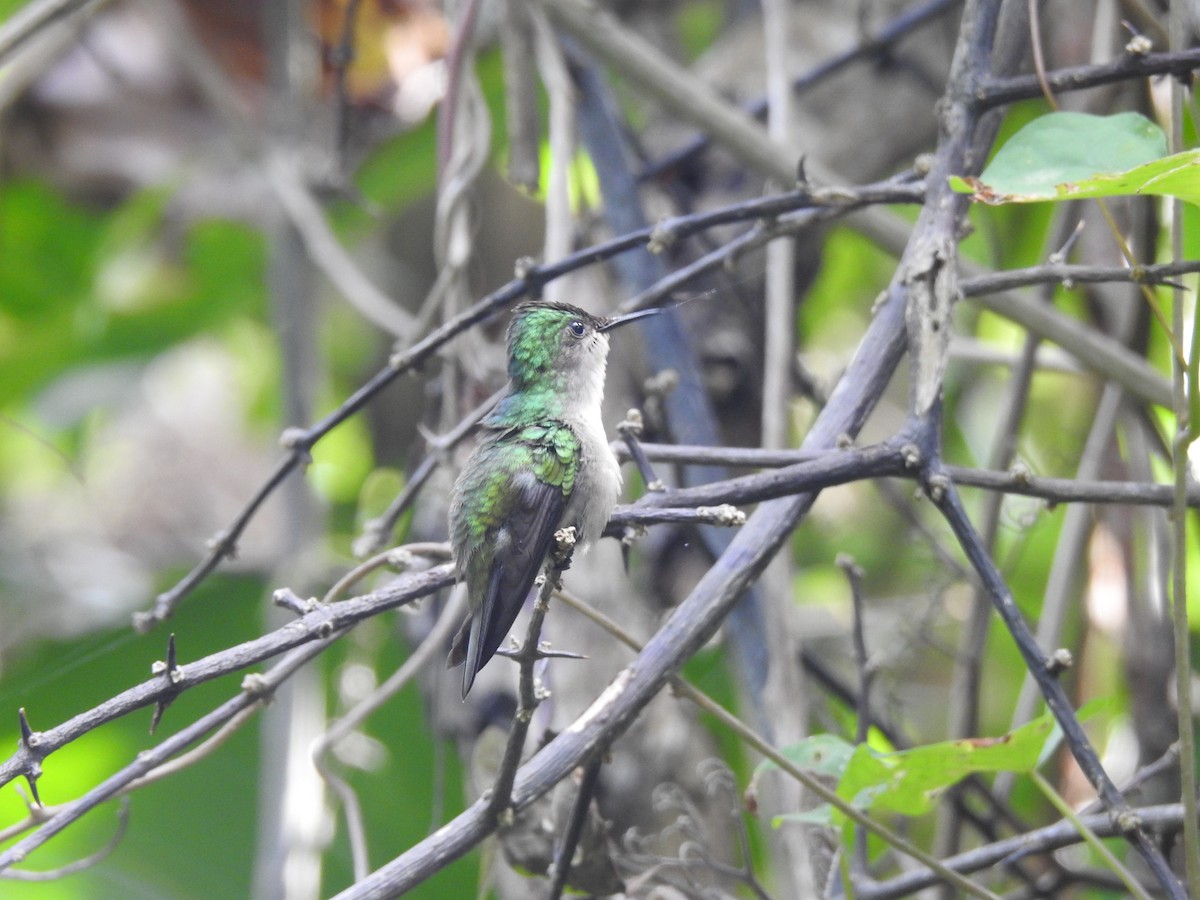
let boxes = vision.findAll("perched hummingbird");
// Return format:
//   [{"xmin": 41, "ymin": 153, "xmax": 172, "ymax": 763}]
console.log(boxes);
[{"xmin": 447, "ymin": 300, "xmax": 658, "ymax": 698}]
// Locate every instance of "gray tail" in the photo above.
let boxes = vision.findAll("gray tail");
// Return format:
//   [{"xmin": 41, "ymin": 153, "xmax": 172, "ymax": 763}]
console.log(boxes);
[{"xmin": 460, "ymin": 613, "xmax": 485, "ymax": 699}]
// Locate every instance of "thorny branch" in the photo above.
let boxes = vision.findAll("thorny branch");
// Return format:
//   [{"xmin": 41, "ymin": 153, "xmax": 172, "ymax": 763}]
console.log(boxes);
[
  {"xmin": 140, "ymin": 168, "xmax": 1196, "ymax": 629},
  {"xmin": 0, "ymin": 800, "xmax": 129, "ymax": 882},
  {"xmin": 487, "ymin": 530, "xmax": 577, "ymax": 819},
  {"xmin": 136, "ymin": 174, "xmax": 926, "ymax": 630},
  {"xmin": 640, "ymin": 0, "xmax": 963, "ymax": 181},
  {"xmin": 858, "ymin": 803, "xmax": 1194, "ymax": 900},
  {"xmin": 929, "ymin": 459, "xmax": 1185, "ymax": 897},
  {"xmin": 0, "ymin": 561, "xmax": 456, "ymax": 799}
]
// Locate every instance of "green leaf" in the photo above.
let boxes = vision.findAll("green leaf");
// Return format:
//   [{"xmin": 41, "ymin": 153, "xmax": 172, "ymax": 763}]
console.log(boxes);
[
  {"xmin": 833, "ymin": 714, "xmax": 1058, "ymax": 821},
  {"xmin": 754, "ymin": 734, "xmax": 855, "ymax": 829},
  {"xmin": 1116, "ymin": 150, "xmax": 1200, "ymax": 207},
  {"xmin": 753, "ymin": 733, "xmax": 857, "ymax": 781},
  {"xmin": 950, "ymin": 111, "xmax": 1185, "ymax": 204}
]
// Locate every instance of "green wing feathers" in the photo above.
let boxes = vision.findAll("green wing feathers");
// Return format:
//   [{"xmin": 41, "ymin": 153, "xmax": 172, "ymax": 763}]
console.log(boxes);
[
  {"xmin": 448, "ymin": 421, "xmax": 580, "ymax": 696},
  {"xmin": 452, "ymin": 423, "xmax": 578, "ymax": 545},
  {"xmin": 530, "ymin": 423, "xmax": 579, "ymax": 493}
]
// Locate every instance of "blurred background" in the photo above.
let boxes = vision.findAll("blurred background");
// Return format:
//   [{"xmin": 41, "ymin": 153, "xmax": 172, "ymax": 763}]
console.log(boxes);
[{"xmin": 0, "ymin": 0, "xmax": 1193, "ymax": 897}]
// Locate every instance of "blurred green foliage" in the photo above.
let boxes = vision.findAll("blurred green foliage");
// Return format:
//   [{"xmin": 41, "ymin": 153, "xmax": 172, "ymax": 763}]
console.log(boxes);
[
  {"xmin": 675, "ymin": 0, "xmax": 724, "ymax": 62},
  {"xmin": 0, "ymin": 130, "xmax": 474, "ymax": 897},
  {"xmin": 0, "ymin": 181, "xmax": 267, "ymax": 409},
  {"xmin": 0, "ymin": 38, "xmax": 533, "ymax": 897},
  {"xmin": 0, "ymin": 575, "xmax": 265, "ymax": 899}
]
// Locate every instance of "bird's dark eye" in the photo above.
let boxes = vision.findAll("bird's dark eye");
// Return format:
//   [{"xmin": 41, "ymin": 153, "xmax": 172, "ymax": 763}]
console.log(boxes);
[{"xmin": 568, "ymin": 320, "xmax": 586, "ymax": 337}]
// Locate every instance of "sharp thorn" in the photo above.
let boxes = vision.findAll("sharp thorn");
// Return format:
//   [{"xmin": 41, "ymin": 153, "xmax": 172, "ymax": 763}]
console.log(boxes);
[
  {"xmin": 24, "ymin": 771, "xmax": 42, "ymax": 808},
  {"xmin": 18, "ymin": 707, "xmax": 34, "ymax": 747},
  {"xmin": 150, "ymin": 700, "xmax": 170, "ymax": 735}
]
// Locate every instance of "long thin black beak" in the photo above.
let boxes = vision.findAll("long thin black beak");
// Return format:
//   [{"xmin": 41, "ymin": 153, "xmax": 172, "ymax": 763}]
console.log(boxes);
[{"xmin": 599, "ymin": 306, "xmax": 665, "ymax": 332}]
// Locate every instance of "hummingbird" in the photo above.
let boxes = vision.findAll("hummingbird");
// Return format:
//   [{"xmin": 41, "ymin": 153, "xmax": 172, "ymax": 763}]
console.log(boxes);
[{"xmin": 447, "ymin": 300, "xmax": 659, "ymax": 698}]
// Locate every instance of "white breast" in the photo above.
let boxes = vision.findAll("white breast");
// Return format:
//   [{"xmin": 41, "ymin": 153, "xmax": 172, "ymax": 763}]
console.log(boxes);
[
  {"xmin": 563, "ymin": 407, "xmax": 622, "ymax": 547},
  {"xmin": 561, "ymin": 334, "xmax": 621, "ymax": 546}
]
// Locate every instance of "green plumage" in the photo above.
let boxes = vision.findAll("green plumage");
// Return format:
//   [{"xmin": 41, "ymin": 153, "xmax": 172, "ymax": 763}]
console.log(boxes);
[
  {"xmin": 448, "ymin": 301, "xmax": 621, "ymax": 699},
  {"xmin": 448, "ymin": 300, "xmax": 662, "ymax": 697},
  {"xmin": 447, "ymin": 416, "xmax": 584, "ymax": 698},
  {"xmin": 452, "ymin": 422, "xmax": 580, "ymax": 550}
]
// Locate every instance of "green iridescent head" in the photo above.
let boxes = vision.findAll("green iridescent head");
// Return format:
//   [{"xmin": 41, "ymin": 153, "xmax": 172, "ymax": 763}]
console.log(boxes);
[
  {"xmin": 505, "ymin": 302, "xmax": 609, "ymax": 391},
  {"xmin": 504, "ymin": 301, "xmax": 663, "ymax": 389}
]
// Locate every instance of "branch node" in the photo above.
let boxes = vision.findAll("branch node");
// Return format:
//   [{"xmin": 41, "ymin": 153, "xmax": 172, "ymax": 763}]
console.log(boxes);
[
  {"xmin": 643, "ymin": 368, "xmax": 680, "ymax": 401},
  {"xmin": 1124, "ymin": 33, "xmax": 1153, "ymax": 57},
  {"xmin": 901, "ymin": 443, "xmax": 922, "ymax": 469},
  {"xmin": 620, "ymin": 525, "xmax": 646, "ymax": 549},
  {"xmin": 1045, "ymin": 647, "xmax": 1074, "ymax": 675},
  {"xmin": 695, "ymin": 504, "xmax": 747, "ymax": 526},
  {"xmin": 242, "ymin": 673, "xmax": 276, "ymax": 703},
  {"xmin": 835, "ymin": 552, "xmax": 864, "ymax": 580},
  {"xmin": 386, "ymin": 548, "xmax": 418, "ymax": 571},
  {"xmin": 387, "ymin": 347, "xmax": 411, "ymax": 371},
  {"xmin": 647, "ymin": 221, "xmax": 677, "ymax": 255},
  {"xmin": 273, "ymin": 588, "xmax": 314, "ymax": 616},
  {"xmin": 618, "ymin": 408, "xmax": 667, "ymax": 491},
  {"xmin": 514, "ymin": 255, "xmax": 536, "ymax": 280},
  {"xmin": 514, "ymin": 256, "xmax": 543, "ymax": 296},
  {"xmin": 551, "ymin": 526, "xmax": 578, "ymax": 569},
  {"xmin": 279, "ymin": 427, "xmax": 310, "ymax": 454},
  {"xmin": 1048, "ymin": 219, "xmax": 1085, "ymax": 265},
  {"xmin": 149, "ymin": 634, "xmax": 185, "ymax": 734},
  {"xmin": 1008, "ymin": 462, "xmax": 1031, "ymax": 484},
  {"xmin": 616, "ymin": 408, "xmax": 644, "ymax": 437},
  {"xmin": 132, "ymin": 607, "xmax": 162, "ymax": 634},
  {"xmin": 1114, "ymin": 808, "xmax": 1144, "ymax": 833},
  {"xmin": 204, "ymin": 529, "xmax": 237, "ymax": 559},
  {"xmin": 149, "ymin": 633, "xmax": 184, "ymax": 685},
  {"xmin": 925, "ymin": 473, "xmax": 951, "ymax": 503}
]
